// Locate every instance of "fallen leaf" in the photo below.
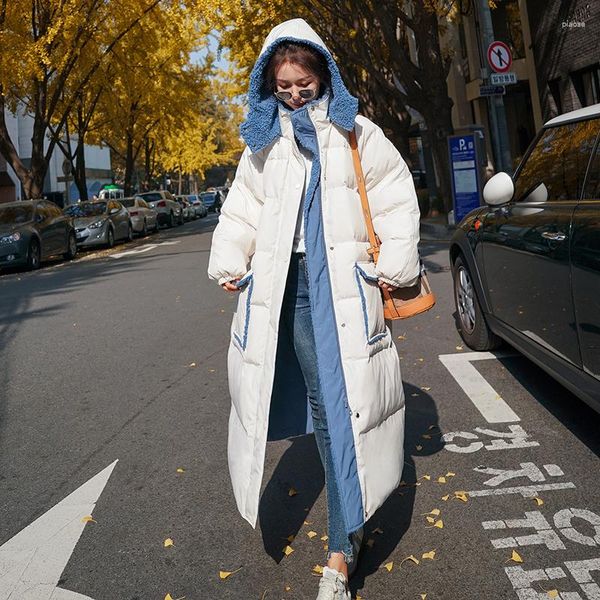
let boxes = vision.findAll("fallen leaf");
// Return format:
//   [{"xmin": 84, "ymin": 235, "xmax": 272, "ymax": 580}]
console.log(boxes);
[
  {"xmin": 421, "ymin": 386, "xmax": 431, "ymax": 391},
  {"xmin": 456, "ymin": 345, "xmax": 463, "ymax": 350},
  {"xmin": 427, "ymin": 425, "xmax": 439, "ymax": 431},
  {"xmin": 418, "ymin": 358, "xmax": 425, "ymax": 362},
  {"xmin": 219, "ymin": 567, "xmax": 242, "ymax": 579},
  {"xmin": 307, "ymin": 531, "xmax": 318, "ymax": 539},
  {"xmin": 312, "ymin": 565, "xmax": 324, "ymax": 575},
  {"xmin": 284, "ymin": 586, "xmax": 291, "ymax": 592},
  {"xmin": 422, "ymin": 508, "xmax": 441, "ymax": 517},
  {"xmin": 441, "ymin": 494, "xmax": 450, "ymax": 501},
  {"xmin": 411, "ymin": 393, "xmax": 419, "ymax": 397},
  {"xmin": 547, "ymin": 591, "xmax": 559, "ymax": 598},
  {"xmin": 421, "ymin": 595, "xmax": 428, "ymax": 599},
  {"xmin": 446, "ymin": 471, "xmax": 456, "ymax": 477},
  {"xmin": 372, "ymin": 527, "xmax": 384, "ymax": 534},
  {"xmin": 384, "ymin": 561, "xmax": 394, "ymax": 572},
  {"xmin": 303, "ymin": 520, "xmax": 312, "ymax": 525},
  {"xmin": 400, "ymin": 555, "xmax": 419, "ymax": 567},
  {"xmin": 283, "ymin": 545, "xmax": 294, "ymax": 556},
  {"xmin": 421, "ymin": 475, "xmax": 431, "ymax": 481},
  {"xmin": 220, "ymin": 309, "xmax": 225, "ymax": 313},
  {"xmin": 426, "ymin": 516, "xmax": 435, "ymax": 524},
  {"xmin": 288, "ymin": 487, "xmax": 298, "ymax": 497},
  {"xmin": 164, "ymin": 538, "xmax": 174, "ymax": 548},
  {"xmin": 82, "ymin": 516, "xmax": 96, "ymax": 523},
  {"xmin": 454, "ymin": 491, "xmax": 469, "ymax": 502},
  {"xmin": 164, "ymin": 595, "xmax": 173, "ymax": 600},
  {"xmin": 397, "ymin": 335, "xmax": 406, "ymax": 340},
  {"xmin": 208, "ymin": 369, "xmax": 216, "ymax": 373},
  {"xmin": 176, "ymin": 468, "xmax": 185, "ymax": 473},
  {"xmin": 286, "ymin": 535, "xmax": 295, "ymax": 543},
  {"xmin": 366, "ymin": 538, "xmax": 375, "ymax": 548},
  {"xmin": 534, "ymin": 497, "xmax": 544, "ymax": 506},
  {"xmin": 509, "ymin": 550, "xmax": 523, "ymax": 563},
  {"xmin": 323, "ymin": 544, "xmax": 328, "ymax": 551},
  {"xmin": 422, "ymin": 550, "xmax": 436, "ymax": 560},
  {"xmin": 188, "ymin": 362, "xmax": 196, "ymax": 368},
  {"xmin": 427, "ymin": 520, "xmax": 444, "ymax": 529},
  {"xmin": 416, "ymin": 445, "xmax": 423, "ymax": 451},
  {"xmin": 320, "ymin": 535, "xmax": 328, "ymax": 541},
  {"xmin": 422, "ymin": 434, "xmax": 432, "ymax": 439},
  {"xmin": 437, "ymin": 476, "xmax": 447, "ymax": 484}
]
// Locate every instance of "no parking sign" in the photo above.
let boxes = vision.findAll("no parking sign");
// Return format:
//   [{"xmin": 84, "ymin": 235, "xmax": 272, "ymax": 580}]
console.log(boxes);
[{"xmin": 487, "ymin": 41, "xmax": 512, "ymax": 73}]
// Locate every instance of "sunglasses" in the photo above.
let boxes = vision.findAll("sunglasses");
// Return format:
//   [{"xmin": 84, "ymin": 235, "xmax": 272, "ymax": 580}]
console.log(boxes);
[{"xmin": 274, "ymin": 88, "xmax": 317, "ymax": 102}]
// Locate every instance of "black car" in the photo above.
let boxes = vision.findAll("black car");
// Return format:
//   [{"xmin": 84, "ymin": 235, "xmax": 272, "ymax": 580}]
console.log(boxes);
[
  {"xmin": 0, "ymin": 199, "xmax": 77, "ymax": 270},
  {"xmin": 450, "ymin": 103, "xmax": 600, "ymax": 411}
]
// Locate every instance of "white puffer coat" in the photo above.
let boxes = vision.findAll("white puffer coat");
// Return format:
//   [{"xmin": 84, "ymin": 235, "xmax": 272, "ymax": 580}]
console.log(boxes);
[{"xmin": 208, "ymin": 19, "xmax": 420, "ymax": 533}]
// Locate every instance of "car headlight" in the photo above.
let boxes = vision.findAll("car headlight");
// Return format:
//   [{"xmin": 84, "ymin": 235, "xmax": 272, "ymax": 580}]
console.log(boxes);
[
  {"xmin": 88, "ymin": 219, "xmax": 106, "ymax": 229},
  {"xmin": 0, "ymin": 232, "xmax": 21, "ymax": 243}
]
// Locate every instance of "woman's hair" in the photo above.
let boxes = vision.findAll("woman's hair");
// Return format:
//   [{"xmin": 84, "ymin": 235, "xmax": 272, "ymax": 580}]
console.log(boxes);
[{"xmin": 264, "ymin": 42, "xmax": 331, "ymax": 93}]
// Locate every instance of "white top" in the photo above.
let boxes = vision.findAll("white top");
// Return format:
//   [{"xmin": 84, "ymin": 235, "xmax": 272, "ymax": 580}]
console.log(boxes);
[
  {"xmin": 292, "ymin": 145, "xmax": 312, "ymax": 253},
  {"xmin": 545, "ymin": 103, "xmax": 600, "ymax": 126}
]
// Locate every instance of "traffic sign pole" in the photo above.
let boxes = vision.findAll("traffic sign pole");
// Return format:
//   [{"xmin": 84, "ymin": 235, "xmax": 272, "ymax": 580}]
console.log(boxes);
[{"xmin": 477, "ymin": 0, "xmax": 512, "ymax": 174}]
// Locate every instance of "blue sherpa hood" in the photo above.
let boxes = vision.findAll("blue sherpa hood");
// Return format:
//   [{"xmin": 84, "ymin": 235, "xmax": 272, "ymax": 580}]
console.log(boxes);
[{"xmin": 240, "ymin": 18, "xmax": 359, "ymax": 153}]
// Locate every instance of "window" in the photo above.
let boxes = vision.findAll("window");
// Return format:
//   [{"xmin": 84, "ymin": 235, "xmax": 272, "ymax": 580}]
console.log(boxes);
[
  {"xmin": 571, "ymin": 65, "xmax": 600, "ymax": 107},
  {"xmin": 514, "ymin": 118, "xmax": 599, "ymax": 203},
  {"xmin": 548, "ymin": 79, "xmax": 563, "ymax": 115},
  {"xmin": 582, "ymin": 141, "xmax": 600, "ymax": 200}
]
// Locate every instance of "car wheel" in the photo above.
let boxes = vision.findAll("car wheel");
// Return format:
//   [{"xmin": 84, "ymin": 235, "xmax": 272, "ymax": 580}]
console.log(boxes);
[
  {"xmin": 63, "ymin": 232, "xmax": 77, "ymax": 260},
  {"xmin": 141, "ymin": 219, "xmax": 148, "ymax": 237},
  {"xmin": 27, "ymin": 238, "xmax": 41, "ymax": 270},
  {"xmin": 453, "ymin": 255, "xmax": 501, "ymax": 351},
  {"xmin": 127, "ymin": 223, "xmax": 133, "ymax": 242},
  {"xmin": 167, "ymin": 212, "xmax": 174, "ymax": 228},
  {"xmin": 154, "ymin": 219, "xmax": 160, "ymax": 232},
  {"xmin": 178, "ymin": 212, "xmax": 184, "ymax": 226},
  {"xmin": 107, "ymin": 227, "xmax": 115, "ymax": 248}
]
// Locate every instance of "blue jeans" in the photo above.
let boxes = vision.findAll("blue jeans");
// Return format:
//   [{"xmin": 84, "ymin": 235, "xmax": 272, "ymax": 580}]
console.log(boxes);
[{"xmin": 280, "ymin": 253, "xmax": 353, "ymax": 561}]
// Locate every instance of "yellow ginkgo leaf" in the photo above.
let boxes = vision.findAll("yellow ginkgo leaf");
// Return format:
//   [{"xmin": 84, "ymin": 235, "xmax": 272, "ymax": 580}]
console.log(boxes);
[
  {"xmin": 188, "ymin": 362, "xmax": 196, "ymax": 368},
  {"xmin": 509, "ymin": 550, "xmax": 523, "ymax": 563},
  {"xmin": 456, "ymin": 345, "xmax": 464, "ymax": 350},
  {"xmin": 397, "ymin": 335, "xmax": 406, "ymax": 340},
  {"xmin": 320, "ymin": 535, "xmax": 328, "ymax": 541},
  {"xmin": 421, "ymin": 386, "xmax": 431, "ymax": 391},
  {"xmin": 446, "ymin": 471, "xmax": 456, "ymax": 477},
  {"xmin": 164, "ymin": 538, "xmax": 174, "ymax": 547},
  {"xmin": 427, "ymin": 520, "xmax": 443, "ymax": 529},
  {"xmin": 400, "ymin": 555, "xmax": 419, "ymax": 567},
  {"xmin": 283, "ymin": 545, "xmax": 294, "ymax": 556},
  {"xmin": 421, "ymin": 475, "xmax": 431, "ymax": 481},
  {"xmin": 82, "ymin": 516, "xmax": 96, "ymax": 523},
  {"xmin": 219, "ymin": 567, "xmax": 242, "ymax": 579},
  {"xmin": 164, "ymin": 595, "xmax": 174, "ymax": 600},
  {"xmin": 429, "ymin": 509, "xmax": 441, "ymax": 516},
  {"xmin": 437, "ymin": 476, "xmax": 447, "ymax": 484},
  {"xmin": 312, "ymin": 565, "xmax": 324, "ymax": 575},
  {"xmin": 323, "ymin": 544, "xmax": 328, "ymax": 551},
  {"xmin": 441, "ymin": 494, "xmax": 450, "ymax": 501},
  {"xmin": 426, "ymin": 516, "xmax": 435, "ymax": 524},
  {"xmin": 534, "ymin": 497, "xmax": 544, "ymax": 506},
  {"xmin": 176, "ymin": 468, "xmax": 185, "ymax": 473},
  {"xmin": 286, "ymin": 535, "xmax": 295, "ymax": 543},
  {"xmin": 454, "ymin": 491, "xmax": 469, "ymax": 502},
  {"xmin": 307, "ymin": 531, "xmax": 318, "ymax": 539},
  {"xmin": 421, "ymin": 594, "xmax": 428, "ymax": 599},
  {"xmin": 303, "ymin": 520, "xmax": 312, "ymax": 525},
  {"xmin": 372, "ymin": 527, "xmax": 384, "ymax": 534},
  {"xmin": 547, "ymin": 591, "xmax": 559, "ymax": 598},
  {"xmin": 422, "ymin": 550, "xmax": 436, "ymax": 560},
  {"xmin": 288, "ymin": 487, "xmax": 298, "ymax": 497},
  {"xmin": 384, "ymin": 561, "xmax": 394, "ymax": 572},
  {"xmin": 418, "ymin": 358, "xmax": 425, "ymax": 362},
  {"xmin": 284, "ymin": 586, "xmax": 291, "ymax": 592}
]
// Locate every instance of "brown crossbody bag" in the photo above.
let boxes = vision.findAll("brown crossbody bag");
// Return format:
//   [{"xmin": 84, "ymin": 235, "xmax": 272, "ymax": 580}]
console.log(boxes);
[{"xmin": 349, "ymin": 129, "xmax": 436, "ymax": 320}]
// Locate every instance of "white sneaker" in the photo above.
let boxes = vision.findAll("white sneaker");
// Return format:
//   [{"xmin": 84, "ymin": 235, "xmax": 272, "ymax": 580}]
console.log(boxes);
[{"xmin": 316, "ymin": 567, "xmax": 351, "ymax": 599}]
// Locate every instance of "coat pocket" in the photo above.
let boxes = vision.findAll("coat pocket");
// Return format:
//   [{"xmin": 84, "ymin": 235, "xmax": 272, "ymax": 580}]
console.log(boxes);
[
  {"xmin": 232, "ymin": 270, "xmax": 254, "ymax": 351},
  {"xmin": 354, "ymin": 262, "xmax": 387, "ymax": 345}
]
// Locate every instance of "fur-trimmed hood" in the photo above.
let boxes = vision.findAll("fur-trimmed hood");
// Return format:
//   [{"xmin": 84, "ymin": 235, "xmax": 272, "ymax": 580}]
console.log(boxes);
[{"xmin": 240, "ymin": 18, "xmax": 359, "ymax": 153}]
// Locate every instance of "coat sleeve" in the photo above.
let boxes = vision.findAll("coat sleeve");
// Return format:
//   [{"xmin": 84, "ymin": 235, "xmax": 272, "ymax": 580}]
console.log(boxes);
[
  {"xmin": 207, "ymin": 147, "xmax": 264, "ymax": 286},
  {"xmin": 357, "ymin": 119, "xmax": 421, "ymax": 288}
]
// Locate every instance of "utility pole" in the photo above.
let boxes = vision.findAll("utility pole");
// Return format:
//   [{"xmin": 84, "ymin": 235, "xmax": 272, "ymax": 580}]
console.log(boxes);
[{"xmin": 477, "ymin": 0, "xmax": 513, "ymax": 174}]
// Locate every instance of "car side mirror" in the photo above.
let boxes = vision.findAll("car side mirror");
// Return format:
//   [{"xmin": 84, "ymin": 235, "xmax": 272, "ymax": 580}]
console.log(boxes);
[
  {"xmin": 109, "ymin": 207, "xmax": 119, "ymax": 215},
  {"xmin": 483, "ymin": 172, "xmax": 514, "ymax": 206}
]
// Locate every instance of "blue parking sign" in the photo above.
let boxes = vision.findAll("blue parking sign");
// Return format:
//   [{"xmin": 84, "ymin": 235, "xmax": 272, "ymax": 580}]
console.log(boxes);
[{"xmin": 448, "ymin": 134, "xmax": 482, "ymax": 223}]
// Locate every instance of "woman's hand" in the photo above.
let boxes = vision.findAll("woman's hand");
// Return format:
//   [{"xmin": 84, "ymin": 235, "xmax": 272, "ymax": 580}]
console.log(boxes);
[
  {"xmin": 378, "ymin": 280, "xmax": 398, "ymax": 293},
  {"xmin": 222, "ymin": 279, "xmax": 241, "ymax": 292}
]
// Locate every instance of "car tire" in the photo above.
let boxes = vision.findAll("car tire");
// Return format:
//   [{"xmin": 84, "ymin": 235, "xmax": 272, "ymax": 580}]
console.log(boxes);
[
  {"xmin": 107, "ymin": 227, "xmax": 115, "ymax": 248},
  {"xmin": 127, "ymin": 223, "xmax": 133, "ymax": 242},
  {"xmin": 167, "ymin": 212, "xmax": 174, "ymax": 228},
  {"xmin": 178, "ymin": 212, "xmax": 184, "ymax": 226},
  {"xmin": 154, "ymin": 219, "xmax": 160, "ymax": 232},
  {"xmin": 26, "ymin": 238, "xmax": 41, "ymax": 270},
  {"xmin": 141, "ymin": 220, "xmax": 148, "ymax": 237},
  {"xmin": 453, "ymin": 254, "xmax": 501, "ymax": 351},
  {"xmin": 63, "ymin": 232, "xmax": 77, "ymax": 260}
]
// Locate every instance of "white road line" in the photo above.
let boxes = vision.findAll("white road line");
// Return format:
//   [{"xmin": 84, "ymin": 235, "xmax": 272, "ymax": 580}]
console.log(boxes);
[
  {"xmin": 0, "ymin": 461, "xmax": 118, "ymax": 600},
  {"xmin": 439, "ymin": 351, "xmax": 520, "ymax": 423},
  {"xmin": 467, "ymin": 482, "xmax": 576, "ymax": 497},
  {"xmin": 110, "ymin": 240, "xmax": 180, "ymax": 259}
]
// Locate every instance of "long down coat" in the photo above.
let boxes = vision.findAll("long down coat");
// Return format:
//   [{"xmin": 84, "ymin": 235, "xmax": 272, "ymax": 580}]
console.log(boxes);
[{"xmin": 208, "ymin": 19, "xmax": 420, "ymax": 535}]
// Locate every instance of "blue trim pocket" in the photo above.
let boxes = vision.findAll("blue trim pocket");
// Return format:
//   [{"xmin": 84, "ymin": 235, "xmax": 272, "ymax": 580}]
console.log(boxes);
[
  {"xmin": 354, "ymin": 263, "xmax": 387, "ymax": 345},
  {"xmin": 233, "ymin": 271, "xmax": 254, "ymax": 351}
]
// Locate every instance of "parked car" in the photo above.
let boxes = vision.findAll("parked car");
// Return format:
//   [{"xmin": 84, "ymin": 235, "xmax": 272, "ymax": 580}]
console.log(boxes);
[
  {"xmin": 121, "ymin": 197, "xmax": 159, "ymax": 235},
  {"xmin": 135, "ymin": 191, "xmax": 183, "ymax": 227},
  {"xmin": 0, "ymin": 199, "xmax": 77, "ymax": 270},
  {"xmin": 200, "ymin": 190, "xmax": 223, "ymax": 213},
  {"xmin": 186, "ymin": 194, "xmax": 208, "ymax": 218},
  {"xmin": 175, "ymin": 195, "xmax": 195, "ymax": 221},
  {"xmin": 64, "ymin": 200, "xmax": 132, "ymax": 248},
  {"xmin": 449, "ymin": 103, "xmax": 600, "ymax": 411}
]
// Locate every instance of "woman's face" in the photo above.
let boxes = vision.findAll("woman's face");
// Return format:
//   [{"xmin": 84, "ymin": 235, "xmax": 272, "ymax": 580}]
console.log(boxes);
[{"xmin": 274, "ymin": 61, "xmax": 320, "ymax": 110}]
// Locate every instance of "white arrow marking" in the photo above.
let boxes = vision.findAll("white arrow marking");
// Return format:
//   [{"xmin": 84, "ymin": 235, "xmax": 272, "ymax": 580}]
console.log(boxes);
[
  {"xmin": 439, "ymin": 352, "xmax": 520, "ymax": 423},
  {"xmin": 0, "ymin": 460, "xmax": 118, "ymax": 600},
  {"xmin": 110, "ymin": 240, "xmax": 180, "ymax": 259}
]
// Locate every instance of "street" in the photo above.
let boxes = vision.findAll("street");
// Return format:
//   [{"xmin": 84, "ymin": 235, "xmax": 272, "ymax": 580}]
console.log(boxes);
[{"xmin": 1, "ymin": 217, "xmax": 599, "ymax": 600}]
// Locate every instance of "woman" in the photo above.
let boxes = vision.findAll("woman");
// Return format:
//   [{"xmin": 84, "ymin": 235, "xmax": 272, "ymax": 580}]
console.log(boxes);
[{"xmin": 208, "ymin": 18, "xmax": 420, "ymax": 599}]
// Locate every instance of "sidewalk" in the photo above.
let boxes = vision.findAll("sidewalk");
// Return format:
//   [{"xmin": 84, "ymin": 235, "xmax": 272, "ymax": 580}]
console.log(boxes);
[{"xmin": 419, "ymin": 214, "xmax": 456, "ymax": 242}]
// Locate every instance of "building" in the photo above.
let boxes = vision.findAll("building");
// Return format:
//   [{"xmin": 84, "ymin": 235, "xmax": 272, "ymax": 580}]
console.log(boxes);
[{"xmin": 0, "ymin": 107, "xmax": 113, "ymax": 205}]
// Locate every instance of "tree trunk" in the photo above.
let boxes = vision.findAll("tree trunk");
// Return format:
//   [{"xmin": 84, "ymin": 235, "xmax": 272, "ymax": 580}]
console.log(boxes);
[
  {"xmin": 73, "ymin": 138, "xmax": 88, "ymax": 202},
  {"xmin": 123, "ymin": 135, "xmax": 135, "ymax": 196}
]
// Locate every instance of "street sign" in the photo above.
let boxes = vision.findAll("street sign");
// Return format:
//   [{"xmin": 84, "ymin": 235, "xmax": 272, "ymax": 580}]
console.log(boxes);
[
  {"xmin": 491, "ymin": 72, "xmax": 517, "ymax": 85},
  {"xmin": 448, "ymin": 134, "xmax": 482, "ymax": 223},
  {"xmin": 480, "ymin": 85, "xmax": 506, "ymax": 97},
  {"xmin": 487, "ymin": 41, "xmax": 512, "ymax": 73}
]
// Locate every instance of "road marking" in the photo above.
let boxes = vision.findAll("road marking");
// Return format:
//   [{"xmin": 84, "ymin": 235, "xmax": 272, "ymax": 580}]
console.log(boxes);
[
  {"xmin": 110, "ymin": 240, "xmax": 180, "ymax": 259},
  {"xmin": 439, "ymin": 351, "xmax": 520, "ymax": 423},
  {"xmin": 0, "ymin": 461, "xmax": 118, "ymax": 600}
]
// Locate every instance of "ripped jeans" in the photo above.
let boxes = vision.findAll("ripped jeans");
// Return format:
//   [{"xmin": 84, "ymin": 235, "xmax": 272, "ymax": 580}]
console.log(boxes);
[{"xmin": 280, "ymin": 252, "xmax": 354, "ymax": 561}]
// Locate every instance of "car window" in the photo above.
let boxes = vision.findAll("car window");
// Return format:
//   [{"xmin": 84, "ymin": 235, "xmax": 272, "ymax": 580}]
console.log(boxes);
[
  {"xmin": 514, "ymin": 119, "xmax": 599, "ymax": 203},
  {"xmin": 0, "ymin": 204, "xmax": 33, "ymax": 224},
  {"xmin": 582, "ymin": 140, "xmax": 600, "ymax": 200}
]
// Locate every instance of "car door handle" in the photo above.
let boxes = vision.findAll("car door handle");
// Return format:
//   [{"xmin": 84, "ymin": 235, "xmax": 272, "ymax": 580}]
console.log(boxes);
[{"xmin": 541, "ymin": 231, "xmax": 566, "ymax": 241}]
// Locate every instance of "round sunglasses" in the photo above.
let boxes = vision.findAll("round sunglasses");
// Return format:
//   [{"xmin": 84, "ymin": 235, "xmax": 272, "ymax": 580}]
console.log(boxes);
[{"xmin": 274, "ymin": 88, "xmax": 317, "ymax": 102}]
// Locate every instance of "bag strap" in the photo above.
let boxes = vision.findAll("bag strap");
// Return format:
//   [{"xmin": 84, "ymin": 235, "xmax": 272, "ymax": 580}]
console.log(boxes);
[{"xmin": 349, "ymin": 128, "xmax": 380, "ymax": 261}]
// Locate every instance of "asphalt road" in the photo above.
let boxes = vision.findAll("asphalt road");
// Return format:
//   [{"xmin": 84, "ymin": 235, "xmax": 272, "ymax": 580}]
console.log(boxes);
[{"xmin": 1, "ymin": 216, "xmax": 599, "ymax": 600}]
